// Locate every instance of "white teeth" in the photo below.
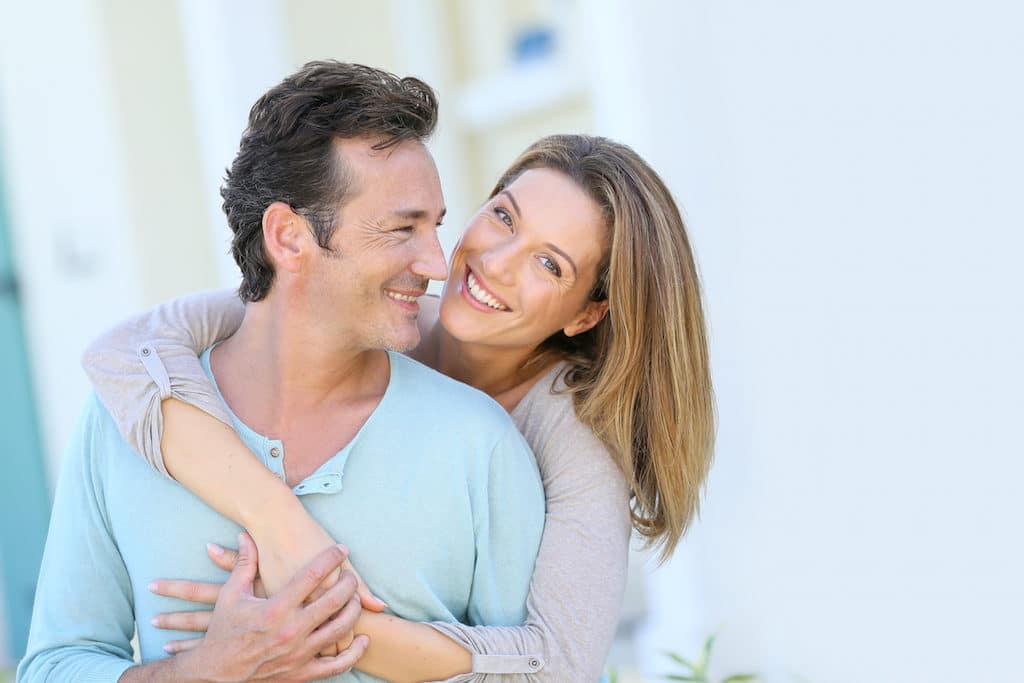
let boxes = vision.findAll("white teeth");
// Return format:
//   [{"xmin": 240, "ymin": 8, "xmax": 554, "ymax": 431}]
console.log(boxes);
[
  {"xmin": 386, "ymin": 291, "xmax": 417, "ymax": 303},
  {"xmin": 467, "ymin": 272, "xmax": 508, "ymax": 310}
]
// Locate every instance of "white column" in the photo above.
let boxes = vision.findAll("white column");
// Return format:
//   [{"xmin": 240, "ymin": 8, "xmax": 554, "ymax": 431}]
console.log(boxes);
[
  {"xmin": 0, "ymin": 0, "xmax": 142, "ymax": 483},
  {"xmin": 176, "ymin": 0, "xmax": 290, "ymax": 288}
]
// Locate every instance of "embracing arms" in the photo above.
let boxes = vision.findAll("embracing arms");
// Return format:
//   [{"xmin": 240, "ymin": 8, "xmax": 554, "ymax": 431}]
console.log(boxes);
[{"xmin": 83, "ymin": 289, "xmax": 633, "ymax": 682}]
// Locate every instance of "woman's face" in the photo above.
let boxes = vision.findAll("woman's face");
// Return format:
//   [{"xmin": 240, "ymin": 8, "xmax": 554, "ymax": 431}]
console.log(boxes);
[{"xmin": 439, "ymin": 167, "xmax": 609, "ymax": 351}]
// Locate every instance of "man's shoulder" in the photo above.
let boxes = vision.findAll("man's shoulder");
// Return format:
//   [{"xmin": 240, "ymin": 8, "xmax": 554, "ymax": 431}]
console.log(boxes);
[
  {"xmin": 57, "ymin": 392, "xmax": 143, "ymax": 486},
  {"xmin": 391, "ymin": 352, "xmax": 511, "ymax": 423}
]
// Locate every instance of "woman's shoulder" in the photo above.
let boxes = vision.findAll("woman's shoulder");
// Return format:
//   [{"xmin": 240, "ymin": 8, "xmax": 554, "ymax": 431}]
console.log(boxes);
[{"xmin": 513, "ymin": 363, "xmax": 626, "ymax": 485}]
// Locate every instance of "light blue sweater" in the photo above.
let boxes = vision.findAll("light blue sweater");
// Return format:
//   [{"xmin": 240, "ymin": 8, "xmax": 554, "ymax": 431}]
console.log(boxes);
[{"xmin": 18, "ymin": 349, "xmax": 544, "ymax": 682}]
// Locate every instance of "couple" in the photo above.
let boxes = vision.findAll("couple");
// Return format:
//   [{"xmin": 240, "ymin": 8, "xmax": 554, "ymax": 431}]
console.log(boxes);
[{"xmin": 19, "ymin": 61, "xmax": 713, "ymax": 682}]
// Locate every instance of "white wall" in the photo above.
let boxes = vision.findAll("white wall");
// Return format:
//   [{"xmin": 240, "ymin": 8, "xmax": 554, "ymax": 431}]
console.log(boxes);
[{"xmin": 629, "ymin": 2, "xmax": 1023, "ymax": 681}]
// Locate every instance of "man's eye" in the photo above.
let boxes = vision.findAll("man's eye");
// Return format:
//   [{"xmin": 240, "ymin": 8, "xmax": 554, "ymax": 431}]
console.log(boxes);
[
  {"xmin": 494, "ymin": 207, "xmax": 513, "ymax": 227},
  {"xmin": 539, "ymin": 255, "xmax": 561, "ymax": 277},
  {"xmin": 394, "ymin": 225, "xmax": 414, "ymax": 233}
]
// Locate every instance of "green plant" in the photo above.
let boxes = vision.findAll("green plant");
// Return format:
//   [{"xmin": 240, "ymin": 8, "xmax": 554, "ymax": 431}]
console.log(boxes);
[{"xmin": 662, "ymin": 635, "xmax": 758, "ymax": 683}]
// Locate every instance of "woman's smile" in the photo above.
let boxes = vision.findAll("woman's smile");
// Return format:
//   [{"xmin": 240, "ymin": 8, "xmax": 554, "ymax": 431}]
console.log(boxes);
[{"xmin": 462, "ymin": 267, "xmax": 511, "ymax": 311}]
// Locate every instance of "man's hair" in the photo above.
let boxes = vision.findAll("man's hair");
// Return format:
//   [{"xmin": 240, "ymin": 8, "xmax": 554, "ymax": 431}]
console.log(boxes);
[{"xmin": 221, "ymin": 60, "xmax": 438, "ymax": 301}]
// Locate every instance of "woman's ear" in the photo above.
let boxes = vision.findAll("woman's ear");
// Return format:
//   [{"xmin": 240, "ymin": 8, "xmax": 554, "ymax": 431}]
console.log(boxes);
[
  {"xmin": 262, "ymin": 202, "xmax": 309, "ymax": 273},
  {"xmin": 563, "ymin": 299, "xmax": 610, "ymax": 337}
]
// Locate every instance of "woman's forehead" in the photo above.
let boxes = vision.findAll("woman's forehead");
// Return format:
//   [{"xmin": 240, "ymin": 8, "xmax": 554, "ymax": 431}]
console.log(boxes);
[{"xmin": 502, "ymin": 168, "xmax": 608, "ymax": 265}]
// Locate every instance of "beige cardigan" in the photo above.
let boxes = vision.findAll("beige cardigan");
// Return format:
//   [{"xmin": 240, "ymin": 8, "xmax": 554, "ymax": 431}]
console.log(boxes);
[{"xmin": 82, "ymin": 289, "xmax": 632, "ymax": 682}]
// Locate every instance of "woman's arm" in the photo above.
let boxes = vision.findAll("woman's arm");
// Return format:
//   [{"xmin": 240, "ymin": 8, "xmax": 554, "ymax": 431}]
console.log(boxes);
[
  {"xmin": 82, "ymin": 291, "xmax": 473, "ymax": 680},
  {"xmin": 154, "ymin": 398, "xmax": 632, "ymax": 682},
  {"xmin": 81, "ymin": 292, "xmax": 383, "ymax": 600},
  {"xmin": 81, "ymin": 288, "xmax": 244, "ymax": 476}
]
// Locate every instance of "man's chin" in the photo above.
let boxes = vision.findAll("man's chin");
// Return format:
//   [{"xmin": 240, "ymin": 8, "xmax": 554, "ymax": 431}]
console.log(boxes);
[{"xmin": 381, "ymin": 329, "xmax": 421, "ymax": 353}]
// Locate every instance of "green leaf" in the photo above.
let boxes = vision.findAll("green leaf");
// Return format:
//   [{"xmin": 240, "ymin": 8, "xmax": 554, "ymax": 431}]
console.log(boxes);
[
  {"xmin": 663, "ymin": 675, "xmax": 703, "ymax": 682},
  {"xmin": 694, "ymin": 635, "xmax": 716, "ymax": 675},
  {"xmin": 720, "ymin": 675, "xmax": 759, "ymax": 683},
  {"xmin": 607, "ymin": 669, "xmax": 619, "ymax": 683},
  {"xmin": 664, "ymin": 650, "xmax": 696, "ymax": 671}
]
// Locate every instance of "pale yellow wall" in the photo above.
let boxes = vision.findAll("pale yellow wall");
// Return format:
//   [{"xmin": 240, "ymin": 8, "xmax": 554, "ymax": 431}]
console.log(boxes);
[
  {"xmin": 96, "ymin": 0, "xmax": 220, "ymax": 305},
  {"xmin": 281, "ymin": 0, "xmax": 400, "ymax": 70},
  {"xmin": 465, "ymin": 97, "xmax": 593, "ymax": 202}
]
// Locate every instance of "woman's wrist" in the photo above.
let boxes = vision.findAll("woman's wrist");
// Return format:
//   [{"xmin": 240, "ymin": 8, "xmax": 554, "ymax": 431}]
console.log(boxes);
[{"xmin": 237, "ymin": 476, "xmax": 305, "ymax": 537}]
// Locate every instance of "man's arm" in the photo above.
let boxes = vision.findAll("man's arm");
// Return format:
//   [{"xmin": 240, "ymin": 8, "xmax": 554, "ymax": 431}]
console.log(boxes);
[{"xmin": 17, "ymin": 396, "xmax": 140, "ymax": 683}]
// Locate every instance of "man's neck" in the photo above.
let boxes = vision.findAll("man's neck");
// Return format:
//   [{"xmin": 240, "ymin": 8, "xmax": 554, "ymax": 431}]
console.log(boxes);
[{"xmin": 210, "ymin": 296, "xmax": 389, "ymax": 440}]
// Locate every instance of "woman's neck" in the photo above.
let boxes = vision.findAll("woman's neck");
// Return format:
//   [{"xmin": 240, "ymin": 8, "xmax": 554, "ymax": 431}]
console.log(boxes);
[{"xmin": 418, "ymin": 320, "xmax": 551, "ymax": 412}]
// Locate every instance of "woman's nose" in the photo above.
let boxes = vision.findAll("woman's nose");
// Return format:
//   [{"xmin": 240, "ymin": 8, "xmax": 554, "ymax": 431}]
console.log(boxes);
[{"xmin": 478, "ymin": 240, "xmax": 518, "ymax": 286}]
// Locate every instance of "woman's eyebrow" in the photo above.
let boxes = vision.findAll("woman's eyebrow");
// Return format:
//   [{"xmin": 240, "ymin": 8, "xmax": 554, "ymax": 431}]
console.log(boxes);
[
  {"xmin": 545, "ymin": 242, "xmax": 578, "ymax": 277},
  {"xmin": 497, "ymin": 190, "xmax": 522, "ymax": 217}
]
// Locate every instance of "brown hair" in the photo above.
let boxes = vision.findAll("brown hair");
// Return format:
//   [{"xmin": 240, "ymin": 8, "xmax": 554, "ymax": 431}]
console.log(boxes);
[
  {"xmin": 222, "ymin": 60, "xmax": 438, "ymax": 301},
  {"xmin": 491, "ymin": 135, "xmax": 716, "ymax": 561}
]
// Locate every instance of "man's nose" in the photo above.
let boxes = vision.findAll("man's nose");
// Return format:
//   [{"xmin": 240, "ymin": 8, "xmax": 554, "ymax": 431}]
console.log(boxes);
[{"xmin": 411, "ymin": 230, "xmax": 448, "ymax": 282}]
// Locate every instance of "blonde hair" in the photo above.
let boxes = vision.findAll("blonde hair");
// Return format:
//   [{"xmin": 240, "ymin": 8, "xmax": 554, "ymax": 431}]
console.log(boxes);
[{"xmin": 491, "ymin": 135, "xmax": 716, "ymax": 561}]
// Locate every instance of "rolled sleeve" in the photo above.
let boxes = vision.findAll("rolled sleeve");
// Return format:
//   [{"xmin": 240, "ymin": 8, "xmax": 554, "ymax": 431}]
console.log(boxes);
[{"xmin": 80, "ymin": 289, "xmax": 243, "ymax": 477}]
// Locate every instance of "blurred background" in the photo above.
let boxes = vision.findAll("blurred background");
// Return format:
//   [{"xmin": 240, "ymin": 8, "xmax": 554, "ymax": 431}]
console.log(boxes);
[{"xmin": 1, "ymin": 1, "xmax": 1022, "ymax": 681}]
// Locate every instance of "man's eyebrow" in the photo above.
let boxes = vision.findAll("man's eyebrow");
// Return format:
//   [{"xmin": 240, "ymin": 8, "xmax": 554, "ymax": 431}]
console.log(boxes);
[
  {"xmin": 392, "ymin": 207, "xmax": 448, "ymax": 222},
  {"xmin": 546, "ymin": 242, "xmax": 578, "ymax": 278},
  {"xmin": 497, "ymin": 190, "xmax": 521, "ymax": 217}
]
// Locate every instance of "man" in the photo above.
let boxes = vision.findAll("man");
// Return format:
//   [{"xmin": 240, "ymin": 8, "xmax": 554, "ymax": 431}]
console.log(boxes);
[{"xmin": 18, "ymin": 61, "xmax": 544, "ymax": 682}]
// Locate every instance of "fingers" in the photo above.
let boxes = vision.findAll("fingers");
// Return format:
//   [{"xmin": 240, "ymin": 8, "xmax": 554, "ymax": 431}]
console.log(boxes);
[
  {"xmin": 274, "ymin": 544, "xmax": 348, "ymax": 608},
  {"xmin": 302, "ymin": 570, "xmax": 358, "ymax": 633},
  {"xmin": 151, "ymin": 608, "xmax": 213, "ymax": 633},
  {"xmin": 162, "ymin": 636, "xmax": 203, "ymax": 655},
  {"xmin": 298, "ymin": 634, "xmax": 369, "ymax": 680},
  {"xmin": 307, "ymin": 634, "xmax": 372, "ymax": 679},
  {"xmin": 317, "ymin": 642, "xmax": 341, "ymax": 658},
  {"xmin": 222, "ymin": 532, "xmax": 259, "ymax": 599},
  {"xmin": 148, "ymin": 579, "xmax": 221, "ymax": 605},
  {"xmin": 343, "ymin": 560, "xmax": 387, "ymax": 613},
  {"xmin": 305, "ymin": 597, "xmax": 366, "ymax": 662},
  {"xmin": 206, "ymin": 543, "xmax": 238, "ymax": 572}
]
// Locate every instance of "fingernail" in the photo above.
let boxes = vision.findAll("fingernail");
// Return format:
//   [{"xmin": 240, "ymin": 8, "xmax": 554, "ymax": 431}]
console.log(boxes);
[
  {"xmin": 207, "ymin": 543, "xmax": 224, "ymax": 556},
  {"xmin": 163, "ymin": 643, "xmax": 174, "ymax": 653},
  {"xmin": 147, "ymin": 581, "xmax": 158, "ymax": 592},
  {"xmin": 150, "ymin": 617, "xmax": 160, "ymax": 627},
  {"xmin": 336, "ymin": 544, "xmax": 348, "ymax": 554}
]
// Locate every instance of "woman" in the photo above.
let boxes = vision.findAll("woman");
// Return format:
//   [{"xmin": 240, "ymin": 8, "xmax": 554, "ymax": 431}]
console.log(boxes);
[{"xmin": 83, "ymin": 134, "xmax": 715, "ymax": 682}]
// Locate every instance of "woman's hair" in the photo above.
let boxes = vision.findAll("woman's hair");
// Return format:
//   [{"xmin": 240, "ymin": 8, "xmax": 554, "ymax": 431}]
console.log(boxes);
[{"xmin": 490, "ymin": 135, "xmax": 715, "ymax": 561}]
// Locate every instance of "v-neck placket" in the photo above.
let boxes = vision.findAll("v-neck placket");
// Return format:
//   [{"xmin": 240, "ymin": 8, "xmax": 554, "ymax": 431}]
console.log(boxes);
[{"xmin": 199, "ymin": 348, "xmax": 400, "ymax": 497}]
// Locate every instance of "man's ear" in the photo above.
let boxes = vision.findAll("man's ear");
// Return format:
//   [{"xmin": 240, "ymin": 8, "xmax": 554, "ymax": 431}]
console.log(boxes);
[
  {"xmin": 262, "ymin": 202, "xmax": 309, "ymax": 273},
  {"xmin": 563, "ymin": 299, "xmax": 610, "ymax": 337}
]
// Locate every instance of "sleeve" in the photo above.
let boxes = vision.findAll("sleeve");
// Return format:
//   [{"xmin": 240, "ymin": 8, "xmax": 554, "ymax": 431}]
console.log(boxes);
[
  {"xmin": 16, "ymin": 396, "xmax": 138, "ymax": 683},
  {"xmin": 80, "ymin": 288, "xmax": 244, "ymax": 477},
  {"xmin": 427, "ymin": 415, "xmax": 632, "ymax": 683}
]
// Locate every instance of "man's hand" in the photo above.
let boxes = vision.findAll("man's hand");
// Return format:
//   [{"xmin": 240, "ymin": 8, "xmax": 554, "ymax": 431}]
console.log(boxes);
[{"xmin": 168, "ymin": 531, "xmax": 368, "ymax": 682}]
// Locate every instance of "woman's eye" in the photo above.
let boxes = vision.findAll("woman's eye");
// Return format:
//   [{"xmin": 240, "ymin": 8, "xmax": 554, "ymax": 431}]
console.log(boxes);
[
  {"xmin": 539, "ymin": 255, "xmax": 562, "ymax": 277},
  {"xmin": 494, "ymin": 207, "xmax": 513, "ymax": 227}
]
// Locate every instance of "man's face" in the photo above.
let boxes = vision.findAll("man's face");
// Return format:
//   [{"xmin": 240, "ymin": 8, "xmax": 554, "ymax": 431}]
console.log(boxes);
[{"xmin": 305, "ymin": 137, "xmax": 447, "ymax": 352}]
